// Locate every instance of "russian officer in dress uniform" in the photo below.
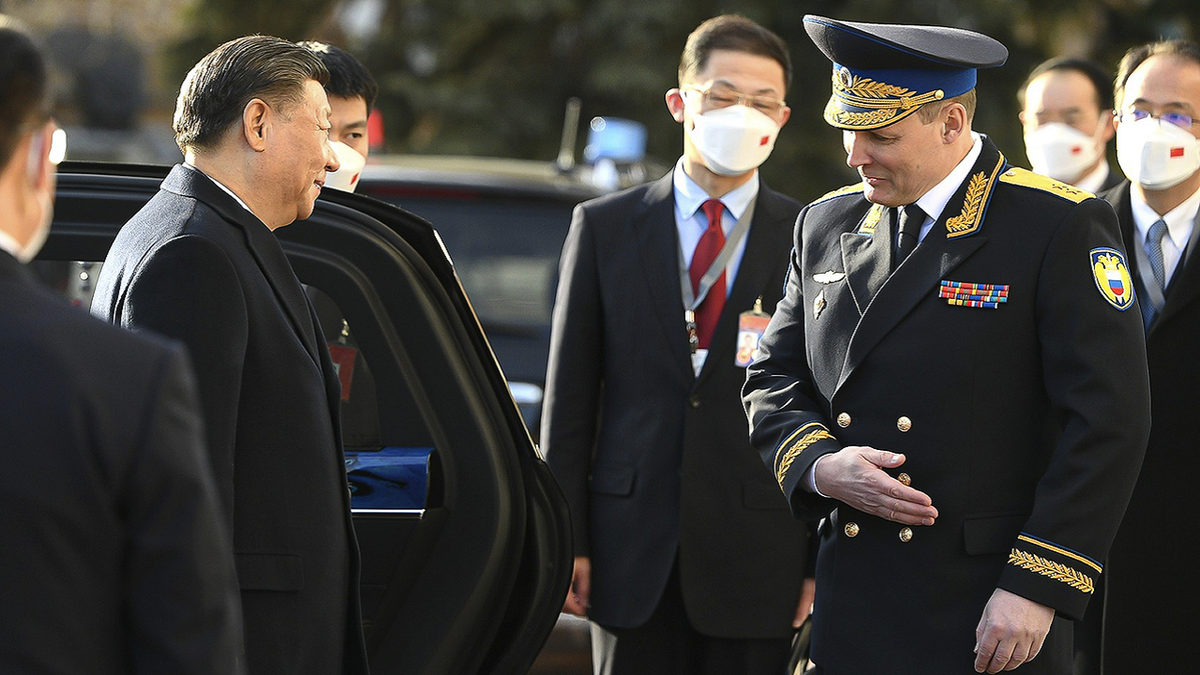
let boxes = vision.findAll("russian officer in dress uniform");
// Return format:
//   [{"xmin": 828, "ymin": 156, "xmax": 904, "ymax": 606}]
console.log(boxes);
[{"xmin": 742, "ymin": 16, "xmax": 1151, "ymax": 675}]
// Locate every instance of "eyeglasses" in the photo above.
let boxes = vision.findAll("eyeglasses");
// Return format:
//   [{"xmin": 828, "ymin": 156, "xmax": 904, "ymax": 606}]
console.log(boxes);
[
  {"xmin": 682, "ymin": 84, "xmax": 787, "ymax": 117},
  {"xmin": 1118, "ymin": 108, "xmax": 1194, "ymax": 129}
]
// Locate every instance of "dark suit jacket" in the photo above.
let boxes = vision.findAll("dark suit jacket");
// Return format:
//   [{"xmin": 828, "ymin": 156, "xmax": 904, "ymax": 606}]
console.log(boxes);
[
  {"xmin": 0, "ymin": 250, "xmax": 242, "ymax": 675},
  {"xmin": 744, "ymin": 138, "xmax": 1150, "ymax": 675},
  {"xmin": 1097, "ymin": 181, "xmax": 1200, "ymax": 673},
  {"xmin": 541, "ymin": 172, "xmax": 810, "ymax": 638},
  {"xmin": 92, "ymin": 165, "xmax": 368, "ymax": 675}
]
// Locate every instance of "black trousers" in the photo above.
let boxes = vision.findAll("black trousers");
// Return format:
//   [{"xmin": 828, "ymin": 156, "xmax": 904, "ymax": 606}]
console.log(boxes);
[{"xmin": 590, "ymin": 562, "xmax": 791, "ymax": 675}]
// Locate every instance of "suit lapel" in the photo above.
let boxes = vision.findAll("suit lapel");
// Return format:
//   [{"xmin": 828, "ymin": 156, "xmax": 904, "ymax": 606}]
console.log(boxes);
[
  {"xmin": 632, "ymin": 174, "xmax": 693, "ymax": 381},
  {"xmin": 841, "ymin": 204, "xmax": 893, "ymax": 315},
  {"xmin": 1157, "ymin": 200, "xmax": 1200, "ymax": 329},
  {"xmin": 163, "ymin": 166, "xmax": 323, "ymax": 369},
  {"xmin": 835, "ymin": 141, "xmax": 1003, "ymax": 393},
  {"xmin": 693, "ymin": 185, "xmax": 790, "ymax": 387}
]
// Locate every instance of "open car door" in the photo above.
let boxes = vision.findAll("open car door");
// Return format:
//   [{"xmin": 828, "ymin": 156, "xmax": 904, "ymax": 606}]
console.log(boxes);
[{"xmin": 39, "ymin": 162, "xmax": 573, "ymax": 675}]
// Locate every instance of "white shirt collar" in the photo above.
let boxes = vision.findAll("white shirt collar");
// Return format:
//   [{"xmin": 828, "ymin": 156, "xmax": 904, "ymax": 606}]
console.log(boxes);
[
  {"xmin": 672, "ymin": 156, "xmax": 759, "ymax": 226},
  {"xmin": 913, "ymin": 132, "xmax": 984, "ymax": 223},
  {"xmin": 0, "ymin": 228, "xmax": 25, "ymax": 260},
  {"xmin": 1130, "ymin": 184, "xmax": 1200, "ymax": 250},
  {"xmin": 1073, "ymin": 161, "xmax": 1111, "ymax": 195},
  {"xmin": 184, "ymin": 162, "xmax": 260, "ymax": 222}
]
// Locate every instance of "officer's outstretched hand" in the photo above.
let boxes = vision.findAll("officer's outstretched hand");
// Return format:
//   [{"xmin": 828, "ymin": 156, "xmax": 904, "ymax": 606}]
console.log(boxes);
[
  {"xmin": 974, "ymin": 589, "xmax": 1054, "ymax": 673},
  {"xmin": 563, "ymin": 556, "xmax": 591, "ymax": 617},
  {"xmin": 812, "ymin": 447, "xmax": 938, "ymax": 525}
]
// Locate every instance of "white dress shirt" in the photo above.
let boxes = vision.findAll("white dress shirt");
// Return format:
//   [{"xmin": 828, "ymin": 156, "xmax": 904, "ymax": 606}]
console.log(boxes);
[
  {"xmin": 1074, "ymin": 161, "xmax": 1112, "ymax": 195},
  {"xmin": 0, "ymin": 228, "xmax": 24, "ymax": 260}
]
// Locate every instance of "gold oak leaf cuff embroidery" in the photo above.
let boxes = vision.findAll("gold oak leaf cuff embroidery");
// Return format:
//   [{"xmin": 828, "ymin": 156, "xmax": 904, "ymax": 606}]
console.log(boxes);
[
  {"xmin": 775, "ymin": 427, "xmax": 836, "ymax": 487},
  {"xmin": 1008, "ymin": 548, "xmax": 1095, "ymax": 594}
]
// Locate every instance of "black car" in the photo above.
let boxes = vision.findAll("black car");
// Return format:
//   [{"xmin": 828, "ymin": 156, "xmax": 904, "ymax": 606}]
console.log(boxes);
[
  {"xmin": 40, "ymin": 161, "xmax": 573, "ymax": 675},
  {"xmin": 357, "ymin": 155, "xmax": 628, "ymax": 439}
]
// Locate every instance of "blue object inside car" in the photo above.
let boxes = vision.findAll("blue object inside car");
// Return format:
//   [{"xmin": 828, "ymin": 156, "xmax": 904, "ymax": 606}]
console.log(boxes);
[{"xmin": 345, "ymin": 446, "xmax": 433, "ymax": 510}]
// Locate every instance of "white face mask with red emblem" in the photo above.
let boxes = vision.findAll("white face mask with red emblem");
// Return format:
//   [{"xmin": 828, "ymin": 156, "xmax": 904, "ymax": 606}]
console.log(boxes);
[
  {"xmin": 325, "ymin": 141, "xmax": 366, "ymax": 193},
  {"xmin": 690, "ymin": 105, "xmax": 780, "ymax": 176},
  {"xmin": 1024, "ymin": 122, "xmax": 1105, "ymax": 183},
  {"xmin": 1117, "ymin": 117, "xmax": 1200, "ymax": 190}
]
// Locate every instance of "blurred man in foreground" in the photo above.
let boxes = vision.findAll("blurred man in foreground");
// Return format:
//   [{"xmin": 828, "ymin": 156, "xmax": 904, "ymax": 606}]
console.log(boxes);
[
  {"xmin": 744, "ymin": 15, "xmax": 1149, "ymax": 674},
  {"xmin": 92, "ymin": 35, "xmax": 369, "ymax": 675},
  {"xmin": 1019, "ymin": 57, "xmax": 1122, "ymax": 192},
  {"xmin": 0, "ymin": 16, "xmax": 242, "ymax": 675}
]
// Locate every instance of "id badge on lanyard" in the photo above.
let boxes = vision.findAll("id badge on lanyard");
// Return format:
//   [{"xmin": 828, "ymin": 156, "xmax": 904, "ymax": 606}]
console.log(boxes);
[{"xmin": 735, "ymin": 296, "xmax": 770, "ymax": 367}]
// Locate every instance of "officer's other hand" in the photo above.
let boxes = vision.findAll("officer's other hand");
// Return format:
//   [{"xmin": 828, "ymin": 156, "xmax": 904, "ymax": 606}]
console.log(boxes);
[
  {"xmin": 973, "ymin": 589, "xmax": 1054, "ymax": 673},
  {"xmin": 813, "ymin": 446, "xmax": 937, "ymax": 525},
  {"xmin": 793, "ymin": 577, "xmax": 816, "ymax": 627},
  {"xmin": 563, "ymin": 556, "xmax": 591, "ymax": 617}
]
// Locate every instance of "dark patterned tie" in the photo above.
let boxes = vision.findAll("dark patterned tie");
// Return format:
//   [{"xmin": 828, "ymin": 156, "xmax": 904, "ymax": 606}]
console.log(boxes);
[
  {"xmin": 895, "ymin": 203, "xmax": 925, "ymax": 264},
  {"xmin": 691, "ymin": 199, "xmax": 727, "ymax": 349},
  {"xmin": 1142, "ymin": 218, "xmax": 1169, "ymax": 328}
]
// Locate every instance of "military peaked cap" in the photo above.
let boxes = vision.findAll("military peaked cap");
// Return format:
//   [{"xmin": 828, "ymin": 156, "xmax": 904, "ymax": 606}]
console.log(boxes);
[{"xmin": 803, "ymin": 15, "xmax": 1008, "ymax": 130}]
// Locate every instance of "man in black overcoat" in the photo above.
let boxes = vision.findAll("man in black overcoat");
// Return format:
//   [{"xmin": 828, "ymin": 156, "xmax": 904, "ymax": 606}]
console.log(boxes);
[
  {"xmin": 91, "ymin": 36, "xmax": 368, "ymax": 675},
  {"xmin": 0, "ymin": 18, "xmax": 242, "ymax": 675},
  {"xmin": 1091, "ymin": 39, "xmax": 1200, "ymax": 674},
  {"xmin": 744, "ymin": 16, "xmax": 1151, "ymax": 675}
]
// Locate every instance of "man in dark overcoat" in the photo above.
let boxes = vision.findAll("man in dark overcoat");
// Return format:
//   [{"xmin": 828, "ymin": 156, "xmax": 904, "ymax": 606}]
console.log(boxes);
[{"xmin": 92, "ymin": 35, "xmax": 368, "ymax": 675}]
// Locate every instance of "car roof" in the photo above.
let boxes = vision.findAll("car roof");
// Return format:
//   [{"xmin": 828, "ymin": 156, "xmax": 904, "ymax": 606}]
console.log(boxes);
[{"xmin": 360, "ymin": 155, "xmax": 611, "ymax": 202}]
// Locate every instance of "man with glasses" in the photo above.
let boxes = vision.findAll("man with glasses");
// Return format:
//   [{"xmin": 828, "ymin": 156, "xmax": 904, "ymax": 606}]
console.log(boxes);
[
  {"xmin": 542, "ymin": 14, "xmax": 813, "ymax": 674},
  {"xmin": 1093, "ymin": 39, "xmax": 1200, "ymax": 674},
  {"xmin": 0, "ymin": 17, "xmax": 242, "ymax": 674}
]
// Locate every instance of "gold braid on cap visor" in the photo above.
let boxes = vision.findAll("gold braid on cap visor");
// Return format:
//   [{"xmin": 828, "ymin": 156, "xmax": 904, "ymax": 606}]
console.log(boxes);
[{"xmin": 825, "ymin": 68, "xmax": 946, "ymax": 130}]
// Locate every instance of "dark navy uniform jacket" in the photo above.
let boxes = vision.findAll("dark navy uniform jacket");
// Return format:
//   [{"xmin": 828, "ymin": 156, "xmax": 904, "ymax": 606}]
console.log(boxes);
[{"xmin": 744, "ymin": 137, "xmax": 1150, "ymax": 675}]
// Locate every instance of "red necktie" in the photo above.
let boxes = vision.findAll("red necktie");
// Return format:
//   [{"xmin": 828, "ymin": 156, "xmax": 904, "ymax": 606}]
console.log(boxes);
[{"xmin": 690, "ymin": 199, "xmax": 727, "ymax": 349}]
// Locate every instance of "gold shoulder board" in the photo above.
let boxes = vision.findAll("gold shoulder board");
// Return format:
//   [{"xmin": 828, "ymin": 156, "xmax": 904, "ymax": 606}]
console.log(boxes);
[
  {"xmin": 998, "ymin": 167, "xmax": 1093, "ymax": 204},
  {"xmin": 811, "ymin": 182, "xmax": 865, "ymax": 206}
]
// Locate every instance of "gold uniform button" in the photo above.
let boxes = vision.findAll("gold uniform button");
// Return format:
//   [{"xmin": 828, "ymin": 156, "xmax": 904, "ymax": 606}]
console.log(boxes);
[
  {"xmin": 899, "ymin": 527, "xmax": 913, "ymax": 543},
  {"xmin": 837, "ymin": 412, "xmax": 852, "ymax": 428},
  {"xmin": 844, "ymin": 522, "xmax": 860, "ymax": 538},
  {"xmin": 897, "ymin": 473, "xmax": 911, "ymax": 486},
  {"xmin": 897, "ymin": 416, "xmax": 912, "ymax": 432}
]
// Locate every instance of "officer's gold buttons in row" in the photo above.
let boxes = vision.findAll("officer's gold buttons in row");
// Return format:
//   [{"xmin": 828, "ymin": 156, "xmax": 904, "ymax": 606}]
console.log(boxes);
[
  {"xmin": 843, "ymin": 522, "xmax": 915, "ymax": 543},
  {"xmin": 834, "ymin": 412, "xmax": 913, "ymax": 432}
]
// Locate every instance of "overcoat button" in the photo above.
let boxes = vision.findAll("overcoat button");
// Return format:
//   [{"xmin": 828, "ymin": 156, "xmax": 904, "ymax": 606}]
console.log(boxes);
[
  {"xmin": 689, "ymin": 396, "xmax": 701, "ymax": 408},
  {"xmin": 837, "ymin": 412, "xmax": 852, "ymax": 427},
  {"xmin": 899, "ymin": 527, "xmax": 913, "ymax": 543},
  {"xmin": 844, "ymin": 522, "xmax": 860, "ymax": 538},
  {"xmin": 897, "ymin": 473, "xmax": 911, "ymax": 486},
  {"xmin": 897, "ymin": 416, "xmax": 912, "ymax": 432}
]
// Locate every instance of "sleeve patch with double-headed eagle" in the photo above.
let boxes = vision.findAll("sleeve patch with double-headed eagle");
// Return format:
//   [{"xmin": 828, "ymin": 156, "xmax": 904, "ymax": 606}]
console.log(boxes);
[
  {"xmin": 1090, "ymin": 247, "xmax": 1136, "ymax": 311},
  {"xmin": 999, "ymin": 167, "xmax": 1093, "ymax": 203}
]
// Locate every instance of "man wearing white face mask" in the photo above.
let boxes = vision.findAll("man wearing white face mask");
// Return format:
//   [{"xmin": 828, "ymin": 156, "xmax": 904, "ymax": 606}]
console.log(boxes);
[
  {"xmin": 542, "ymin": 14, "xmax": 813, "ymax": 675},
  {"xmin": 301, "ymin": 41, "xmax": 377, "ymax": 193},
  {"xmin": 1093, "ymin": 39, "xmax": 1200, "ymax": 675},
  {"xmin": 1019, "ymin": 57, "xmax": 1122, "ymax": 193}
]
